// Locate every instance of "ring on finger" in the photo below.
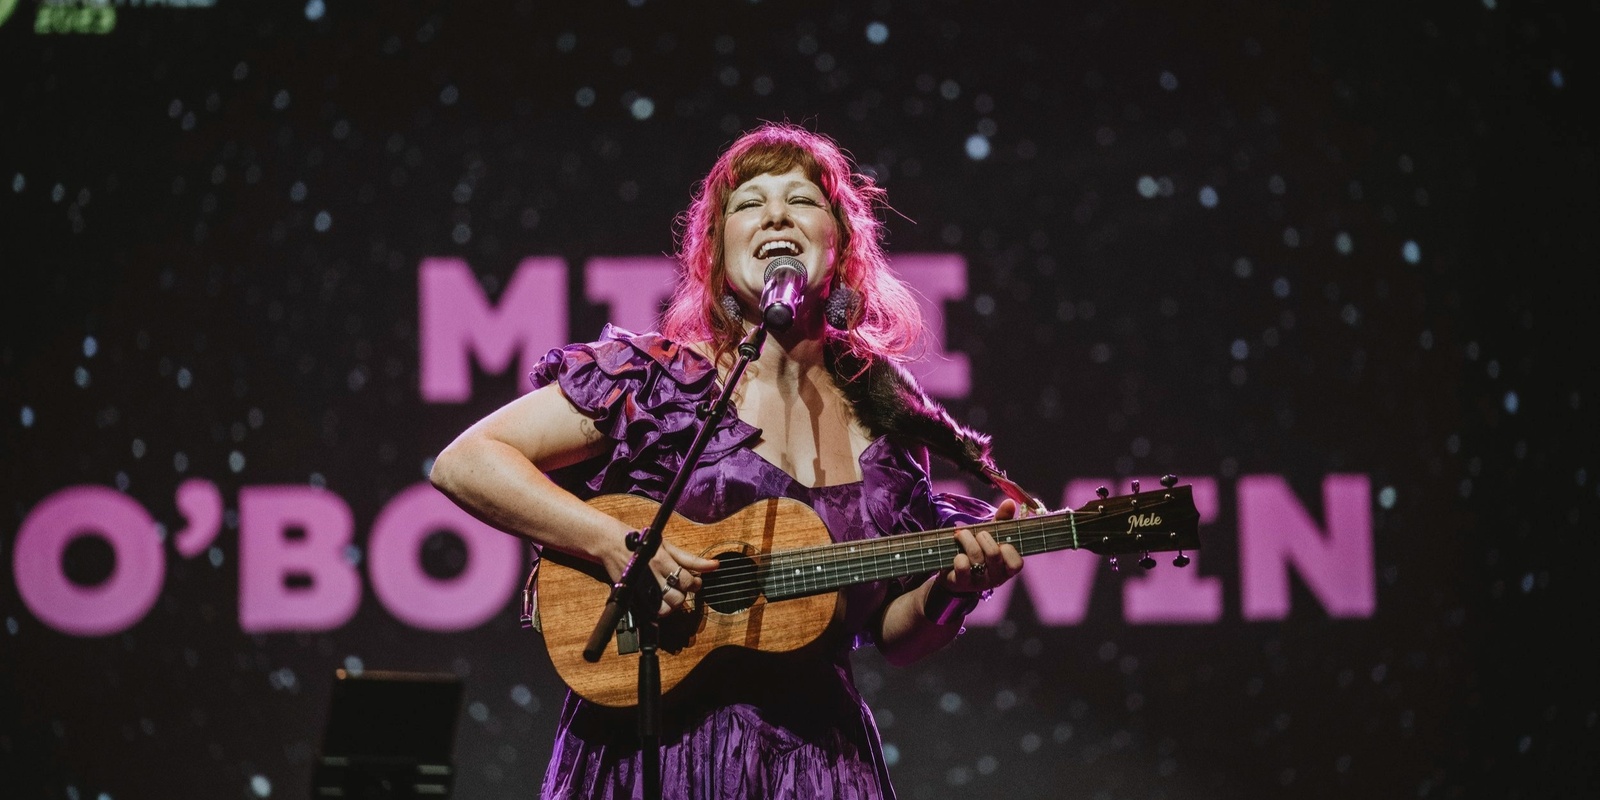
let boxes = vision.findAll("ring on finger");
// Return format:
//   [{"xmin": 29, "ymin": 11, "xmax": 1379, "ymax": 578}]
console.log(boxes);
[
  {"xmin": 971, "ymin": 561, "xmax": 988, "ymax": 579},
  {"xmin": 666, "ymin": 567, "xmax": 683, "ymax": 590}
]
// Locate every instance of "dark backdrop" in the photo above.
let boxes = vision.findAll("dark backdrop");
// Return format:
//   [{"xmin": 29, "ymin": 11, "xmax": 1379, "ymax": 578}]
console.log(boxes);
[{"xmin": 3, "ymin": 1, "xmax": 1596, "ymax": 798}]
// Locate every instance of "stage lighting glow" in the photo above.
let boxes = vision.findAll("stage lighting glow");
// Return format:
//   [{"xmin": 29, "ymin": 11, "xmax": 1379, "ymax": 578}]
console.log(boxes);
[
  {"xmin": 866, "ymin": 21, "xmax": 888, "ymax": 44},
  {"xmin": 1402, "ymin": 239, "xmax": 1421, "ymax": 263},
  {"xmin": 511, "ymin": 684, "xmax": 535, "ymax": 708},
  {"xmin": 1378, "ymin": 486, "xmax": 1397, "ymax": 509},
  {"xmin": 964, "ymin": 134, "xmax": 990, "ymax": 160}
]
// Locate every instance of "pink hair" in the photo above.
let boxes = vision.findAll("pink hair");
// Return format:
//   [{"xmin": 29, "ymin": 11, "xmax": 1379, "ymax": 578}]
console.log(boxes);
[{"xmin": 662, "ymin": 121, "xmax": 924, "ymax": 368}]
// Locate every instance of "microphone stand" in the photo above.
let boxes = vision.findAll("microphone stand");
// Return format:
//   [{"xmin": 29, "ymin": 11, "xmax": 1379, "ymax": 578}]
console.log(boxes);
[{"xmin": 581, "ymin": 322, "xmax": 771, "ymax": 800}]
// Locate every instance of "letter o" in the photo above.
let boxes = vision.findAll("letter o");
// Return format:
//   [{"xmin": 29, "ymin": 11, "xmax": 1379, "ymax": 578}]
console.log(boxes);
[
  {"xmin": 368, "ymin": 483, "xmax": 523, "ymax": 631},
  {"xmin": 13, "ymin": 486, "xmax": 165, "ymax": 636}
]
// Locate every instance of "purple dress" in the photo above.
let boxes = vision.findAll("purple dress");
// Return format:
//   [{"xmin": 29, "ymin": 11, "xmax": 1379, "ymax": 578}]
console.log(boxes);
[{"xmin": 530, "ymin": 325, "xmax": 993, "ymax": 800}]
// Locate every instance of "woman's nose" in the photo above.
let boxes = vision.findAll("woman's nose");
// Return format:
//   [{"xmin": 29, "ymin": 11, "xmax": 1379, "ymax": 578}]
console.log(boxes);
[{"xmin": 761, "ymin": 202, "xmax": 791, "ymax": 228}]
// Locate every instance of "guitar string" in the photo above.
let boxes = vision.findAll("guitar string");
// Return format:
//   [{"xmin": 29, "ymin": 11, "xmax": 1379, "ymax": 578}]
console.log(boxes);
[
  {"xmin": 691, "ymin": 513, "xmax": 1090, "ymax": 604},
  {"xmin": 695, "ymin": 519, "xmax": 1063, "ymax": 604}
]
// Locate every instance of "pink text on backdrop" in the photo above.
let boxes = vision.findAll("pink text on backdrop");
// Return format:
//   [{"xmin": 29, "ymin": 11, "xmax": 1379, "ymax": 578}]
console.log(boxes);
[
  {"xmin": 419, "ymin": 253, "xmax": 972, "ymax": 402},
  {"xmin": 11, "ymin": 475, "xmax": 1374, "ymax": 637}
]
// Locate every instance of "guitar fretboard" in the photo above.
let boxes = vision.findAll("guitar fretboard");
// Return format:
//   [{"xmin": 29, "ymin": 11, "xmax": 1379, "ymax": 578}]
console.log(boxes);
[
  {"xmin": 691, "ymin": 485, "xmax": 1196, "ymax": 607},
  {"xmin": 759, "ymin": 513, "xmax": 1083, "ymax": 601}
]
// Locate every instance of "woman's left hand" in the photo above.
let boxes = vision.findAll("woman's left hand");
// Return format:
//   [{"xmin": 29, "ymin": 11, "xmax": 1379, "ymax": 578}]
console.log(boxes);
[{"xmin": 943, "ymin": 498, "xmax": 1026, "ymax": 593}]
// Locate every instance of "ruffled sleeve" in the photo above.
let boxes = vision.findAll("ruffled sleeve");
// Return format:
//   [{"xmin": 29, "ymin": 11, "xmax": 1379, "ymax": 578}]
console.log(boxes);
[
  {"xmin": 531, "ymin": 324, "xmax": 759, "ymax": 498},
  {"xmin": 859, "ymin": 438, "xmax": 996, "ymax": 539},
  {"xmin": 848, "ymin": 438, "xmax": 998, "ymax": 649}
]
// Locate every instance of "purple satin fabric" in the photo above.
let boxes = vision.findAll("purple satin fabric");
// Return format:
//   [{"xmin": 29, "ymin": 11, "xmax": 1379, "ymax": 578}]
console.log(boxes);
[{"xmin": 530, "ymin": 325, "xmax": 993, "ymax": 800}]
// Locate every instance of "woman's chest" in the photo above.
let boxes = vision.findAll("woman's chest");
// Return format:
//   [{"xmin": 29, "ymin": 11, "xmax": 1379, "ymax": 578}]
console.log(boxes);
[{"xmin": 735, "ymin": 378, "xmax": 873, "ymax": 489}]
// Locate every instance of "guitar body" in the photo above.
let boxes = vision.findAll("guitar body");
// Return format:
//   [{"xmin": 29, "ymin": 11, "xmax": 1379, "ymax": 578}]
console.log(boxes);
[{"xmin": 535, "ymin": 493, "xmax": 841, "ymax": 709}]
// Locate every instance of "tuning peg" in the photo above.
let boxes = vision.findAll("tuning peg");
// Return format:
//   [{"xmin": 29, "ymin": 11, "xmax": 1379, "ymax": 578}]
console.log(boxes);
[
  {"xmin": 1160, "ymin": 474, "xmax": 1178, "ymax": 488},
  {"xmin": 1130, "ymin": 479, "xmax": 1140, "ymax": 493},
  {"xmin": 1173, "ymin": 551, "xmax": 1191, "ymax": 568},
  {"xmin": 1095, "ymin": 485, "xmax": 1109, "ymax": 499},
  {"xmin": 1138, "ymin": 552, "xmax": 1156, "ymax": 570}
]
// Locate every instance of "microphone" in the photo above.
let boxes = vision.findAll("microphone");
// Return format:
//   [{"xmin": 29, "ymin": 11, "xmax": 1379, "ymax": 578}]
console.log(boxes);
[{"xmin": 759, "ymin": 256, "xmax": 807, "ymax": 332}]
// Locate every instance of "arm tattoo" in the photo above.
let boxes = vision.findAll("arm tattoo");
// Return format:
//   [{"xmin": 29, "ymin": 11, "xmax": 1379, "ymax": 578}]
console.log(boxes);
[{"xmin": 578, "ymin": 417, "xmax": 603, "ymax": 444}]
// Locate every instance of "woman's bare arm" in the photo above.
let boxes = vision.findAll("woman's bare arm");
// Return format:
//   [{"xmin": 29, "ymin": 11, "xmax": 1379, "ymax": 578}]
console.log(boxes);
[
  {"xmin": 874, "ymin": 499, "xmax": 1024, "ymax": 666},
  {"xmin": 428, "ymin": 383, "xmax": 717, "ymax": 613}
]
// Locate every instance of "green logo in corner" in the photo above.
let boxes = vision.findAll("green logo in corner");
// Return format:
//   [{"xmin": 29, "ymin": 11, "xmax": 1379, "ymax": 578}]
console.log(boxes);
[{"xmin": 0, "ymin": 0, "xmax": 20, "ymax": 29}]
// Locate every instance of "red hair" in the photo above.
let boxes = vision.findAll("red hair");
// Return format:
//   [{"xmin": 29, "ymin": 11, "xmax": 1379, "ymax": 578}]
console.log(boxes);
[{"xmin": 662, "ymin": 121, "xmax": 924, "ymax": 368}]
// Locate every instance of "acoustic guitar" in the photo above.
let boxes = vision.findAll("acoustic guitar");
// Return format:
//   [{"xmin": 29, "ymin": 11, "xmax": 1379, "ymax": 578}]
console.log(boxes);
[{"xmin": 532, "ymin": 481, "xmax": 1201, "ymax": 708}]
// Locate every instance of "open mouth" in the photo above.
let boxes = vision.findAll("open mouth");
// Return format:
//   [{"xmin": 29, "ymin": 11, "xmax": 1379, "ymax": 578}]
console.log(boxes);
[{"xmin": 755, "ymin": 239, "xmax": 802, "ymax": 259}]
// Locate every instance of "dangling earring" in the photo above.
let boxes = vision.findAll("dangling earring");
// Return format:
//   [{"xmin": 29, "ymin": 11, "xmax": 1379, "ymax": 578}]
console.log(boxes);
[
  {"xmin": 720, "ymin": 293, "xmax": 743, "ymax": 321},
  {"xmin": 824, "ymin": 282, "xmax": 861, "ymax": 330}
]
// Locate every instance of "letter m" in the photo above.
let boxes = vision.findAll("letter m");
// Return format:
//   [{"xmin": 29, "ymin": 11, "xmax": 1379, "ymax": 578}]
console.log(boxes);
[{"xmin": 419, "ymin": 257, "xmax": 567, "ymax": 403}]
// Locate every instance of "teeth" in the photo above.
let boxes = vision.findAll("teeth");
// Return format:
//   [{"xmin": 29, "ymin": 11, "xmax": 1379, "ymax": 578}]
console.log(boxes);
[{"xmin": 758, "ymin": 240, "xmax": 800, "ymax": 258}]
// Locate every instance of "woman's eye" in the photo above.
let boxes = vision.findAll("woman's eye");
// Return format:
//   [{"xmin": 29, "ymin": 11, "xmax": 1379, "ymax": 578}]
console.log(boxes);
[{"xmin": 790, "ymin": 196, "xmax": 819, "ymax": 206}]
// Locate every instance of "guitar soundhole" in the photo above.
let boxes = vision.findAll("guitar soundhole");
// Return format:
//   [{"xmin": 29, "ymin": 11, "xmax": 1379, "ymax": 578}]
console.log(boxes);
[{"xmin": 701, "ymin": 550, "xmax": 762, "ymax": 614}]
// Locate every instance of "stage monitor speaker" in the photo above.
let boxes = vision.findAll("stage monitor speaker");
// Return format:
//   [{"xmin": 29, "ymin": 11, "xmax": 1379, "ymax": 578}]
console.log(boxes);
[{"xmin": 310, "ymin": 668, "xmax": 465, "ymax": 799}]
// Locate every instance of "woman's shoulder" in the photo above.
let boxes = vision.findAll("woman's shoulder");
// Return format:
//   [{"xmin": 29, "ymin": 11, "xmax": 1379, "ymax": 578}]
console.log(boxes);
[{"xmin": 537, "ymin": 324, "xmax": 719, "ymax": 389}]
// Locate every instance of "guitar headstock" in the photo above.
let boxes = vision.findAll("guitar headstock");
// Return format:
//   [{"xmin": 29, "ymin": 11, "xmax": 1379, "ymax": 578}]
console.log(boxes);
[{"xmin": 1068, "ymin": 476, "xmax": 1201, "ymax": 569}]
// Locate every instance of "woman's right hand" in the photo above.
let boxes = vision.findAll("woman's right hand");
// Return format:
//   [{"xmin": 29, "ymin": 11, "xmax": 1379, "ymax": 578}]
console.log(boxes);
[{"xmin": 600, "ymin": 533, "xmax": 721, "ymax": 617}]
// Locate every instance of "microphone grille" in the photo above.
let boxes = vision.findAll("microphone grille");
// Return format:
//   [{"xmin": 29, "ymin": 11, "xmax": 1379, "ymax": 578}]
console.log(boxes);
[{"xmin": 763, "ymin": 256, "xmax": 807, "ymax": 281}]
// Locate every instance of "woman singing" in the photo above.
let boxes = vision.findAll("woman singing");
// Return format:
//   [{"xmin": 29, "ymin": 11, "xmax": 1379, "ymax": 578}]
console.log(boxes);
[{"xmin": 430, "ymin": 121, "xmax": 1030, "ymax": 799}]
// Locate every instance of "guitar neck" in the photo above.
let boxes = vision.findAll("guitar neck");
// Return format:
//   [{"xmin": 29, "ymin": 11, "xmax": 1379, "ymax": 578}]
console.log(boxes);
[{"xmin": 760, "ymin": 514, "xmax": 1081, "ymax": 601}]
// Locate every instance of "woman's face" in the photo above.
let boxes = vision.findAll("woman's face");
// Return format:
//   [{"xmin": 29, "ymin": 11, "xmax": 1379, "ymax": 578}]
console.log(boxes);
[{"xmin": 720, "ymin": 168, "xmax": 838, "ymax": 312}]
